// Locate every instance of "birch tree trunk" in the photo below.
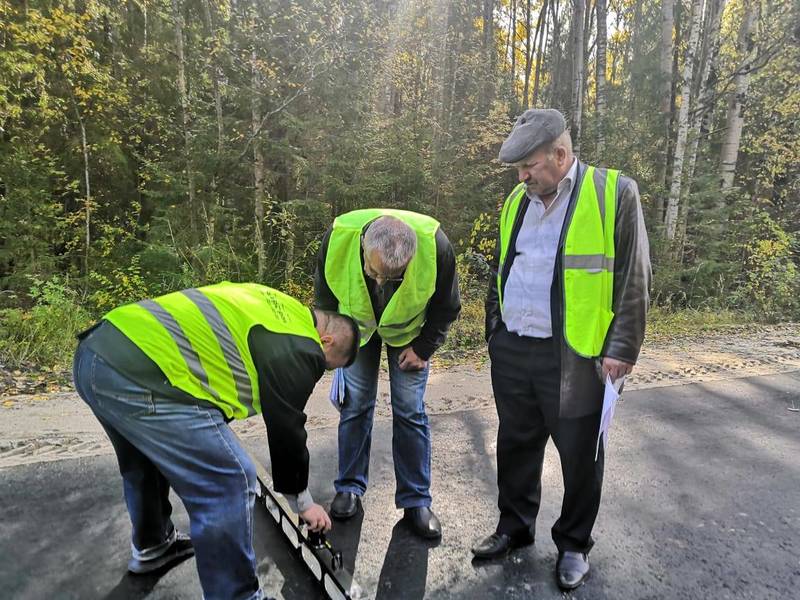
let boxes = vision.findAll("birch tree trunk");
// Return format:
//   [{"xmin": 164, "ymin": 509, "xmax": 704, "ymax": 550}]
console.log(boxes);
[
  {"xmin": 251, "ymin": 47, "xmax": 267, "ymax": 279},
  {"xmin": 684, "ymin": 0, "xmax": 725, "ymax": 190},
  {"xmin": 528, "ymin": 0, "xmax": 547, "ymax": 107},
  {"xmin": 547, "ymin": 0, "xmax": 562, "ymax": 106},
  {"xmin": 531, "ymin": 0, "xmax": 549, "ymax": 106},
  {"xmin": 201, "ymin": 0, "xmax": 224, "ymax": 159},
  {"xmin": 656, "ymin": 0, "xmax": 674, "ymax": 212},
  {"xmin": 200, "ymin": 0, "xmax": 224, "ymax": 244},
  {"xmin": 482, "ymin": 0, "xmax": 495, "ymax": 110},
  {"xmin": 508, "ymin": 0, "xmax": 517, "ymax": 107},
  {"xmin": 76, "ymin": 106, "xmax": 91, "ymax": 279},
  {"xmin": 595, "ymin": 0, "xmax": 607, "ymax": 155},
  {"xmin": 720, "ymin": 0, "xmax": 758, "ymax": 193},
  {"xmin": 664, "ymin": 0, "xmax": 703, "ymax": 242},
  {"xmin": 171, "ymin": 0, "xmax": 198, "ymax": 245},
  {"xmin": 523, "ymin": 0, "xmax": 532, "ymax": 108},
  {"xmin": 677, "ymin": 0, "xmax": 726, "ymax": 250},
  {"xmin": 570, "ymin": 0, "xmax": 586, "ymax": 155}
]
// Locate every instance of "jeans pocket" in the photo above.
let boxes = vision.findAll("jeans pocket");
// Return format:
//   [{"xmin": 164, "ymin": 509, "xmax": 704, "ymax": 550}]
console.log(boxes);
[
  {"xmin": 111, "ymin": 389, "xmax": 156, "ymax": 418},
  {"xmin": 91, "ymin": 355, "xmax": 156, "ymax": 418}
]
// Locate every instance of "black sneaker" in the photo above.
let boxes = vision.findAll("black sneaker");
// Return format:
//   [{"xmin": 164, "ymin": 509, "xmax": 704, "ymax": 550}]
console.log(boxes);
[{"xmin": 127, "ymin": 532, "xmax": 194, "ymax": 575}]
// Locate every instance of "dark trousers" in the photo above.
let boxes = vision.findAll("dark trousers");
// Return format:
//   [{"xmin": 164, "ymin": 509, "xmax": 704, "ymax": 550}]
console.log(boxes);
[{"xmin": 489, "ymin": 324, "xmax": 604, "ymax": 554}]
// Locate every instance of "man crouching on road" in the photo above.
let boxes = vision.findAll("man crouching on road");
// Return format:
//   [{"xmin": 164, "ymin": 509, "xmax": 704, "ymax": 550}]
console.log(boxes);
[{"xmin": 72, "ymin": 282, "xmax": 358, "ymax": 600}]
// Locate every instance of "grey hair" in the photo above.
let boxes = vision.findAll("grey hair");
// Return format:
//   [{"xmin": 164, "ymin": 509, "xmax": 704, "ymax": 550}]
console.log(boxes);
[
  {"xmin": 362, "ymin": 216, "xmax": 417, "ymax": 273},
  {"xmin": 545, "ymin": 130, "xmax": 573, "ymax": 157}
]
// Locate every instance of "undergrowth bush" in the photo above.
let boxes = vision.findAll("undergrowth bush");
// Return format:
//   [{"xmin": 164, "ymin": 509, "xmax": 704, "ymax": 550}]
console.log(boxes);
[{"xmin": 0, "ymin": 277, "xmax": 93, "ymax": 369}]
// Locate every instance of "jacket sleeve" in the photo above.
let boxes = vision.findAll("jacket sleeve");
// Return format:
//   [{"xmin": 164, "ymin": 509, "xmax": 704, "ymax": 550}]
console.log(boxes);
[
  {"xmin": 411, "ymin": 229, "xmax": 462, "ymax": 360},
  {"xmin": 602, "ymin": 176, "xmax": 651, "ymax": 364},
  {"xmin": 484, "ymin": 232, "xmax": 502, "ymax": 343},
  {"xmin": 250, "ymin": 327, "xmax": 326, "ymax": 496},
  {"xmin": 313, "ymin": 227, "xmax": 339, "ymax": 311}
]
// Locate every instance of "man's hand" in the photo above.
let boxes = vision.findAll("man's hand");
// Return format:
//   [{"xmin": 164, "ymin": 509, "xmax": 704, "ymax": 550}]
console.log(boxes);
[
  {"xmin": 300, "ymin": 503, "xmax": 332, "ymax": 533},
  {"xmin": 398, "ymin": 347, "xmax": 428, "ymax": 371},
  {"xmin": 601, "ymin": 357, "xmax": 634, "ymax": 382}
]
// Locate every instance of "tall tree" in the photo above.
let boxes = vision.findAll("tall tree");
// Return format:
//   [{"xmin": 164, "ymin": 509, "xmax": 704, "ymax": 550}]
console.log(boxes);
[
  {"xmin": 523, "ymin": 0, "xmax": 533, "ymax": 108},
  {"xmin": 595, "ymin": 0, "xmax": 606, "ymax": 154},
  {"xmin": 570, "ymin": 0, "xmax": 586, "ymax": 154},
  {"xmin": 664, "ymin": 0, "xmax": 703, "ymax": 242},
  {"xmin": 171, "ymin": 0, "xmax": 199, "ymax": 245},
  {"xmin": 656, "ymin": 0, "xmax": 674, "ymax": 211},
  {"xmin": 720, "ymin": 0, "xmax": 758, "ymax": 193}
]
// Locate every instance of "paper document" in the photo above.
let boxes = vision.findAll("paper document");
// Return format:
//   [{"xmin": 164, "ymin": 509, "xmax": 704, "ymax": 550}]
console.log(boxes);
[
  {"xmin": 595, "ymin": 374, "xmax": 625, "ymax": 460},
  {"xmin": 329, "ymin": 367, "xmax": 346, "ymax": 412}
]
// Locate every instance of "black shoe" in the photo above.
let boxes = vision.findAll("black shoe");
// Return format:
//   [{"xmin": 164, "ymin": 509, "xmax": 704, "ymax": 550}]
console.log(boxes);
[
  {"xmin": 403, "ymin": 507, "xmax": 442, "ymax": 539},
  {"xmin": 471, "ymin": 531, "xmax": 534, "ymax": 559},
  {"xmin": 556, "ymin": 551, "xmax": 590, "ymax": 590},
  {"xmin": 128, "ymin": 532, "xmax": 194, "ymax": 575},
  {"xmin": 330, "ymin": 492, "xmax": 359, "ymax": 520}
]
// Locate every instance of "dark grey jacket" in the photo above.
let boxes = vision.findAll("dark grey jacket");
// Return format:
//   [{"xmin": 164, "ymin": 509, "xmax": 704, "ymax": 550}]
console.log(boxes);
[{"xmin": 485, "ymin": 160, "xmax": 651, "ymax": 418}]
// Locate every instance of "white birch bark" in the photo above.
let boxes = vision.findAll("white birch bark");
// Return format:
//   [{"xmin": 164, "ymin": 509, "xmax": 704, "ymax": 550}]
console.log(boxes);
[
  {"xmin": 656, "ymin": 0, "xmax": 674, "ymax": 207},
  {"xmin": 719, "ymin": 0, "xmax": 758, "ymax": 193},
  {"xmin": 664, "ymin": 0, "xmax": 703, "ymax": 241},
  {"xmin": 570, "ymin": 0, "xmax": 586, "ymax": 156},
  {"xmin": 595, "ymin": 0, "xmax": 607, "ymax": 154}
]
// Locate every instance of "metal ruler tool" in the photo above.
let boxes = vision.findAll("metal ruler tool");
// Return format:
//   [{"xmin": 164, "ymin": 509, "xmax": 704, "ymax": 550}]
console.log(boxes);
[{"xmin": 249, "ymin": 453, "xmax": 361, "ymax": 600}]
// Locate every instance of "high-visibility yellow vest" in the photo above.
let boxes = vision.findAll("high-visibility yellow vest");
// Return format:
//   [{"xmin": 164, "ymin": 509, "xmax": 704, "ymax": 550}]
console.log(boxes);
[
  {"xmin": 104, "ymin": 282, "xmax": 321, "ymax": 419},
  {"xmin": 325, "ymin": 209, "xmax": 438, "ymax": 347},
  {"xmin": 498, "ymin": 166, "xmax": 619, "ymax": 357}
]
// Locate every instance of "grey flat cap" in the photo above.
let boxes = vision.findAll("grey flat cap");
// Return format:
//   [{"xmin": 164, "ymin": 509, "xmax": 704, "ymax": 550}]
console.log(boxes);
[{"xmin": 498, "ymin": 108, "xmax": 567, "ymax": 164}]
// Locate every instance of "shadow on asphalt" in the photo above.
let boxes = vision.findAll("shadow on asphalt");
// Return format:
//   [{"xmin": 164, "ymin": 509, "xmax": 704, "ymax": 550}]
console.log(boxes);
[{"xmin": 2, "ymin": 372, "xmax": 799, "ymax": 599}]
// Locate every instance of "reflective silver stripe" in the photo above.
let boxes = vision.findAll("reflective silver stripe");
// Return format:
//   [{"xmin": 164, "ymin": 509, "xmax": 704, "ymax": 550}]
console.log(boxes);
[
  {"xmin": 593, "ymin": 167, "xmax": 607, "ymax": 224},
  {"xmin": 380, "ymin": 313, "xmax": 423, "ymax": 330},
  {"xmin": 358, "ymin": 318, "xmax": 377, "ymax": 330},
  {"xmin": 182, "ymin": 288, "xmax": 253, "ymax": 406},
  {"xmin": 564, "ymin": 254, "xmax": 615, "ymax": 271},
  {"xmin": 138, "ymin": 299, "xmax": 220, "ymax": 402}
]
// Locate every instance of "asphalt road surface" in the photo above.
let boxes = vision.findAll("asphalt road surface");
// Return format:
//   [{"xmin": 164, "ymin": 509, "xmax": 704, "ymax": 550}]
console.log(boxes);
[{"xmin": 2, "ymin": 372, "xmax": 799, "ymax": 599}]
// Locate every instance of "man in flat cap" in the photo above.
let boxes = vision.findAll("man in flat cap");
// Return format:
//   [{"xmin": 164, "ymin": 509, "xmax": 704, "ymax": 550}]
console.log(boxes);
[{"xmin": 472, "ymin": 108, "xmax": 651, "ymax": 590}]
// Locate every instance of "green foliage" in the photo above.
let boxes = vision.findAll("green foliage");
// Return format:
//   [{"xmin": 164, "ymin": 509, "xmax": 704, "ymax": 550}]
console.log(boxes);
[
  {"xmin": 729, "ymin": 209, "xmax": 799, "ymax": 320},
  {"xmin": 0, "ymin": 0, "xmax": 797, "ymax": 373},
  {"xmin": 0, "ymin": 276, "xmax": 92, "ymax": 369},
  {"xmin": 88, "ymin": 255, "xmax": 150, "ymax": 312}
]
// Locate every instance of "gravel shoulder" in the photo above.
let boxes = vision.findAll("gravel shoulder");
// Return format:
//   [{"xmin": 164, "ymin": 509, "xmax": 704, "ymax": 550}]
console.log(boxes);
[{"xmin": 2, "ymin": 323, "xmax": 799, "ymax": 469}]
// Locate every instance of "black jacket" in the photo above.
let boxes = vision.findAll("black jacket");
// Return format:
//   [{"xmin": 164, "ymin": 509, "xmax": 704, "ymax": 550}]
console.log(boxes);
[
  {"xmin": 486, "ymin": 161, "xmax": 651, "ymax": 417},
  {"xmin": 314, "ymin": 225, "xmax": 461, "ymax": 360}
]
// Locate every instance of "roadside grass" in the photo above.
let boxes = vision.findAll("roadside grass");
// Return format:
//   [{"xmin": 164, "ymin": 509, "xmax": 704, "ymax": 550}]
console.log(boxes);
[
  {"xmin": 438, "ymin": 300, "xmax": 766, "ymax": 364},
  {"xmin": 0, "ymin": 289, "xmax": 787, "ymax": 393}
]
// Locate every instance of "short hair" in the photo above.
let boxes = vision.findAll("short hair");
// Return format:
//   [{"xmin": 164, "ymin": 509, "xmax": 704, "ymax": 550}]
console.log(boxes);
[
  {"xmin": 362, "ymin": 216, "xmax": 417, "ymax": 274},
  {"xmin": 544, "ymin": 130, "xmax": 573, "ymax": 157},
  {"xmin": 319, "ymin": 310, "xmax": 360, "ymax": 367}
]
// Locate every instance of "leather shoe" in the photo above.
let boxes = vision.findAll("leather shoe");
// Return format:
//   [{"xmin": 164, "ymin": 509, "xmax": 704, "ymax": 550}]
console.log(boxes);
[
  {"xmin": 403, "ymin": 507, "xmax": 442, "ymax": 539},
  {"xmin": 330, "ymin": 492, "xmax": 359, "ymax": 520},
  {"xmin": 556, "ymin": 551, "xmax": 590, "ymax": 590},
  {"xmin": 471, "ymin": 531, "xmax": 534, "ymax": 559}
]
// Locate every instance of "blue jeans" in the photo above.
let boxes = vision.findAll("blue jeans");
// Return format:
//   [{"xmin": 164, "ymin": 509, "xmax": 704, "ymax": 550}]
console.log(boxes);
[
  {"xmin": 72, "ymin": 341, "xmax": 262, "ymax": 600},
  {"xmin": 335, "ymin": 336, "xmax": 432, "ymax": 508}
]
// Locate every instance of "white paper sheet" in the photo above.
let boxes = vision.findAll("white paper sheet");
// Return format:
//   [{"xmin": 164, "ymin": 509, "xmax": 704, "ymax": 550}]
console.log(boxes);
[{"xmin": 596, "ymin": 374, "xmax": 625, "ymax": 460}]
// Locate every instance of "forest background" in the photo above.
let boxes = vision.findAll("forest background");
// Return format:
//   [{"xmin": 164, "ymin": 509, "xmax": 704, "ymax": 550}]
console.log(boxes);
[{"xmin": 0, "ymin": 0, "xmax": 798, "ymax": 372}]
